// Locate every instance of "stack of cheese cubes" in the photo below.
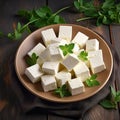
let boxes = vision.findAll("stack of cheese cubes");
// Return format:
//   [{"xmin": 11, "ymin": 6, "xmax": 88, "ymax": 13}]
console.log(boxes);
[{"xmin": 25, "ymin": 25, "xmax": 106, "ymax": 96}]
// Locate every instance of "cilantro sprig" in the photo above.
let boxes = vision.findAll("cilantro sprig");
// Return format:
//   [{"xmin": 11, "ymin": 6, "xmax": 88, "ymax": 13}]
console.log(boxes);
[
  {"xmin": 78, "ymin": 51, "xmax": 88, "ymax": 61},
  {"xmin": 74, "ymin": 0, "xmax": 120, "ymax": 26},
  {"xmin": 100, "ymin": 86, "xmax": 120, "ymax": 109},
  {"xmin": 7, "ymin": 6, "xmax": 70, "ymax": 40},
  {"xmin": 85, "ymin": 74, "xmax": 100, "ymax": 87},
  {"xmin": 59, "ymin": 43, "xmax": 74, "ymax": 56},
  {"xmin": 26, "ymin": 53, "xmax": 39, "ymax": 66},
  {"xmin": 54, "ymin": 84, "xmax": 71, "ymax": 98}
]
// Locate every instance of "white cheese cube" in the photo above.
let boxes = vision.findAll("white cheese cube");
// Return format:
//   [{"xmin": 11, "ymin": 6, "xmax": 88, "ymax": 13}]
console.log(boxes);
[
  {"xmin": 58, "ymin": 26, "xmax": 72, "ymax": 42},
  {"xmin": 68, "ymin": 77, "xmax": 85, "ymax": 96},
  {"xmin": 89, "ymin": 55, "xmax": 106, "ymax": 74},
  {"xmin": 41, "ymin": 28, "xmax": 56, "ymax": 46},
  {"xmin": 51, "ymin": 38, "xmax": 68, "ymax": 45},
  {"xmin": 72, "ymin": 43, "xmax": 80, "ymax": 53},
  {"xmin": 25, "ymin": 64, "xmax": 43, "ymax": 83},
  {"xmin": 42, "ymin": 61, "xmax": 59, "ymax": 75},
  {"xmin": 72, "ymin": 32, "xmax": 89, "ymax": 48},
  {"xmin": 41, "ymin": 75, "xmax": 57, "ymax": 92},
  {"xmin": 62, "ymin": 54, "xmax": 79, "ymax": 71},
  {"xmin": 88, "ymin": 49, "xmax": 103, "ymax": 59},
  {"xmin": 86, "ymin": 39, "xmax": 99, "ymax": 51},
  {"xmin": 27, "ymin": 43, "xmax": 46, "ymax": 57},
  {"xmin": 37, "ymin": 48, "xmax": 50, "ymax": 65},
  {"xmin": 48, "ymin": 45, "xmax": 64, "ymax": 61},
  {"xmin": 73, "ymin": 62, "xmax": 91, "ymax": 82},
  {"xmin": 55, "ymin": 70, "xmax": 71, "ymax": 87}
]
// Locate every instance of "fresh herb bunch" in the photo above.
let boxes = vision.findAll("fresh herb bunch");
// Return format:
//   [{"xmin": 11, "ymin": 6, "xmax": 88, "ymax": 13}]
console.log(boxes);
[
  {"xmin": 8, "ymin": 6, "xmax": 70, "ymax": 40},
  {"xmin": 26, "ymin": 53, "xmax": 39, "ymax": 66},
  {"xmin": 85, "ymin": 74, "xmax": 100, "ymax": 87},
  {"xmin": 59, "ymin": 43, "xmax": 75, "ymax": 56},
  {"xmin": 74, "ymin": 0, "xmax": 120, "ymax": 26},
  {"xmin": 78, "ymin": 51, "xmax": 88, "ymax": 61},
  {"xmin": 100, "ymin": 86, "xmax": 120, "ymax": 109},
  {"xmin": 54, "ymin": 84, "xmax": 71, "ymax": 98}
]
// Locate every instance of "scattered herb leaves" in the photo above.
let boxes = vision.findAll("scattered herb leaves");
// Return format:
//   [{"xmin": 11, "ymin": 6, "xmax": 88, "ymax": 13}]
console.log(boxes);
[
  {"xmin": 26, "ymin": 53, "xmax": 39, "ymax": 66},
  {"xmin": 100, "ymin": 86, "xmax": 120, "ymax": 109},
  {"xmin": 85, "ymin": 74, "xmax": 100, "ymax": 87},
  {"xmin": 74, "ymin": 0, "xmax": 120, "ymax": 26},
  {"xmin": 7, "ymin": 6, "xmax": 69, "ymax": 40},
  {"xmin": 78, "ymin": 51, "xmax": 88, "ymax": 61},
  {"xmin": 54, "ymin": 84, "xmax": 71, "ymax": 98},
  {"xmin": 59, "ymin": 43, "xmax": 74, "ymax": 56}
]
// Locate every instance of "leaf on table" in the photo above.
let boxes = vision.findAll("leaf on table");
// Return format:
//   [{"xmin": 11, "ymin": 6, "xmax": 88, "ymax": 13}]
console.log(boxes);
[{"xmin": 100, "ymin": 86, "xmax": 120, "ymax": 109}]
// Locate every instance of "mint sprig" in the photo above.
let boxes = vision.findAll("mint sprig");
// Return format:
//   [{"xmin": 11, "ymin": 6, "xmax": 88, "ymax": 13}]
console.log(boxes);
[
  {"xmin": 59, "ymin": 43, "xmax": 74, "ymax": 56},
  {"xmin": 26, "ymin": 53, "xmax": 39, "ymax": 66},
  {"xmin": 85, "ymin": 74, "xmax": 100, "ymax": 87},
  {"xmin": 54, "ymin": 84, "xmax": 71, "ymax": 98},
  {"xmin": 78, "ymin": 51, "xmax": 88, "ymax": 61},
  {"xmin": 100, "ymin": 86, "xmax": 120, "ymax": 109},
  {"xmin": 74, "ymin": 0, "xmax": 120, "ymax": 26},
  {"xmin": 7, "ymin": 6, "xmax": 70, "ymax": 40}
]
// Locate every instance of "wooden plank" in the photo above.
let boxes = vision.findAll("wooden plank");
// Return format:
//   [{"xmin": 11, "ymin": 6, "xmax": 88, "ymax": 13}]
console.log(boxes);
[
  {"xmin": 83, "ymin": 105, "xmax": 120, "ymax": 120},
  {"xmin": 109, "ymin": 25, "xmax": 120, "ymax": 110},
  {"xmin": 0, "ymin": 0, "xmax": 46, "ymax": 34},
  {"xmin": 0, "ymin": 0, "xmax": 47, "ymax": 120}
]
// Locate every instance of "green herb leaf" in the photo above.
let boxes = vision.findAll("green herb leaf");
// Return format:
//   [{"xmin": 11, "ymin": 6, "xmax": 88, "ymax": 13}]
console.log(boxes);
[
  {"xmin": 54, "ymin": 84, "xmax": 71, "ymax": 98},
  {"xmin": 85, "ymin": 74, "xmax": 100, "ymax": 87},
  {"xmin": 99, "ymin": 99, "xmax": 116, "ymax": 109},
  {"xmin": 78, "ymin": 51, "xmax": 88, "ymax": 61},
  {"xmin": 26, "ymin": 53, "xmax": 39, "ymax": 66},
  {"xmin": 7, "ymin": 22, "xmax": 23, "ymax": 40},
  {"xmin": 8, "ymin": 6, "xmax": 68, "ymax": 40},
  {"xmin": 100, "ymin": 86, "xmax": 120, "ymax": 109},
  {"xmin": 74, "ymin": 0, "xmax": 120, "ymax": 25},
  {"xmin": 59, "ymin": 43, "xmax": 74, "ymax": 56}
]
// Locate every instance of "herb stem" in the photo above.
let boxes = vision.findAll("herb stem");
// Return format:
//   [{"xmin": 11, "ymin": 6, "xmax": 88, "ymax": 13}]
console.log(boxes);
[
  {"xmin": 20, "ymin": 18, "xmax": 40, "ymax": 32},
  {"xmin": 76, "ymin": 16, "xmax": 93, "ymax": 22},
  {"xmin": 53, "ymin": 6, "xmax": 70, "ymax": 16}
]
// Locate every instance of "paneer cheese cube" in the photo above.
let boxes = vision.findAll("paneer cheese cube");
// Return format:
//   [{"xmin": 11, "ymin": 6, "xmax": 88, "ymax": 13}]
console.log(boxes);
[
  {"xmin": 58, "ymin": 26, "xmax": 72, "ymax": 42},
  {"xmin": 86, "ymin": 39, "xmax": 99, "ymax": 51},
  {"xmin": 68, "ymin": 77, "xmax": 85, "ymax": 96},
  {"xmin": 89, "ymin": 55, "xmax": 106, "ymax": 74},
  {"xmin": 73, "ymin": 62, "xmax": 91, "ymax": 82},
  {"xmin": 51, "ymin": 38, "xmax": 68, "ymax": 45},
  {"xmin": 48, "ymin": 45, "xmax": 64, "ymax": 61},
  {"xmin": 72, "ymin": 43, "xmax": 80, "ymax": 53},
  {"xmin": 41, "ymin": 75, "xmax": 57, "ymax": 92},
  {"xmin": 41, "ymin": 28, "xmax": 56, "ymax": 46},
  {"xmin": 88, "ymin": 49, "xmax": 103, "ymax": 59},
  {"xmin": 55, "ymin": 70, "xmax": 71, "ymax": 87},
  {"xmin": 72, "ymin": 32, "xmax": 89, "ymax": 48},
  {"xmin": 62, "ymin": 54, "xmax": 79, "ymax": 71},
  {"xmin": 37, "ymin": 48, "xmax": 50, "ymax": 65},
  {"xmin": 25, "ymin": 64, "xmax": 43, "ymax": 83},
  {"xmin": 42, "ymin": 61, "xmax": 59, "ymax": 75},
  {"xmin": 27, "ymin": 43, "xmax": 46, "ymax": 57}
]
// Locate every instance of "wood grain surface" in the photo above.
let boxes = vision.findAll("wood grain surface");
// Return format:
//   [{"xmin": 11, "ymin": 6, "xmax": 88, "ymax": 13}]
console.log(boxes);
[{"xmin": 0, "ymin": 0, "xmax": 120, "ymax": 120}]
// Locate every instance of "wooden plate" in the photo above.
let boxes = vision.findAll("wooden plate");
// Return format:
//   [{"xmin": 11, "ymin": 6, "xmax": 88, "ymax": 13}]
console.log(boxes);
[{"xmin": 15, "ymin": 24, "xmax": 113, "ymax": 103}]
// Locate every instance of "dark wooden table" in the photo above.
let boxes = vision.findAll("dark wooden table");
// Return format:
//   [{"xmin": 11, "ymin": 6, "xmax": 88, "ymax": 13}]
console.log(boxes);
[{"xmin": 0, "ymin": 0, "xmax": 120, "ymax": 120}]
